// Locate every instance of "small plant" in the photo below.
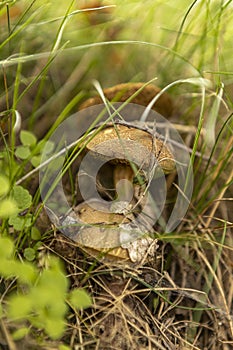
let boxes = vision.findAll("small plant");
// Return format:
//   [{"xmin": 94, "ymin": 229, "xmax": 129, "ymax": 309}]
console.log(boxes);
[{"xmin": 0, "ymin": 236, "xmax": 92, "ymax": 340}]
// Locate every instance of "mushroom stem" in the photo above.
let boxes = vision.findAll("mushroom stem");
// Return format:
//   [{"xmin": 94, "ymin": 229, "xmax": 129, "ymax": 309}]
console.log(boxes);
[{"xmin": 113, "ymin": 164, "xmax": 134, "ymax": 201}]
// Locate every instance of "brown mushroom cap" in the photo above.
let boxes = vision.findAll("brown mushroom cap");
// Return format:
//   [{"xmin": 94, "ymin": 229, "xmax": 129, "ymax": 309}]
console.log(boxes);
[
  {"xmin": 73, "ymin": 199, "xmax": 130, "ymax": 260},
  {"xmin": 72, "ymin": 199, "xmax": 157, "ymax": 262},
  {"xmin": 79, "ymin": 82, "xmax": 173, "ymax": 118},
  {"xmin": 85, "ymin": 122, "xmax": 176, "ymax": 175}
]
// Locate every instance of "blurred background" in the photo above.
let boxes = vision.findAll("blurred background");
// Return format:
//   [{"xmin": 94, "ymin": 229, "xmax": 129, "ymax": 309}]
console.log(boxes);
[{"xmin": 1, "ymin": 0, "xmax": 233, "ymax": 135}]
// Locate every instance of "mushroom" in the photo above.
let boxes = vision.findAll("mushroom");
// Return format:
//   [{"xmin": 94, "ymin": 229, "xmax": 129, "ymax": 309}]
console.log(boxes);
[
  {"xmin": 79, "ymin": 82, "xmax": 173, "ymax": 118},
  {"xmin": 69, "ymin": 198, "xmax": 158, "ymax": 263},
  {"xmin": 56, "ymin": 83, "xmax": 175, "ymax": 263},
  {"xmin": 81, "ymin": 122, "xmax": 176, "ymax": 208},
  {"xmin": 73, "ymin": 199, "xmax": 131, "ymax": 260},
  {"xmin": 85, "ymin": 122, "xmax": 175, "ymax": 171},
  {"xmin": 63, "ymin": 121, "xmax": 176, "ymax": 262}
]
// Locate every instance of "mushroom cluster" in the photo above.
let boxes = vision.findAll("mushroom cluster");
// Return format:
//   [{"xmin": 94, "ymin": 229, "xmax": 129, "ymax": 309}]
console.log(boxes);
[{"xmin": 63, "ymin": 83, "xmax": 176, "ymax": 263}]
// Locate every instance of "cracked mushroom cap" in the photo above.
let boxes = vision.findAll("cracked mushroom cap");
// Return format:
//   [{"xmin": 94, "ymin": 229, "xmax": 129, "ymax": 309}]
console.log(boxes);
[
  {"xmin": 73, "ymin": 199, "xmax": 130, "ymax": 260},
  {"xmin": 85, "ymin": 122, "xmax": 176, "ymax": 175},
  {"xmin": 70, "ymin": 199, "xmax": 156, "ymax": 262},
  {"xmin": 79, "ymin": 82, "xmax": 173, "ymax": 118}
]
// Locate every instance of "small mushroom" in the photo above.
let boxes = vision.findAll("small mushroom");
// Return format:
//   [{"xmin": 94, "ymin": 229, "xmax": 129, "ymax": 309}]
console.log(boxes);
[
  {"xmin": 79, "ymin": 82, "xmax": 173, "ymax": 118},
  {"xmin": 70, "ymin": 199, "xmax": 157, "ymax": 262}
]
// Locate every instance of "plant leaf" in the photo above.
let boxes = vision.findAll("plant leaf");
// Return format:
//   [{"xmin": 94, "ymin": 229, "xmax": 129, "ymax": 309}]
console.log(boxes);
[
  {"xmin": 20, "ymin": 130, "xmax": 37, "ymax": 147},
  {"xmin": 8, "ymin": 295, "xmax": 32, "ymax": 319},
  {"xmin": 12, "ymin": 185, "xmax": 32, "ymax": 211},
  {"xmin": 69, "ymin": 289, "xmax": 92, "ymax": 309},
  {"xmin": 0, "ymin": 237, "xmax": 14, "ymax": 258},
  {"xmin": 15, "ymin": 145, "xmax": 31, "ymax": 159},
  {"xmin": 9, "ymin": 214, "xmax": 32, "ymax": 231},
  {"xmin": 12, "ymin": 327, "xmax": 30, "ymax": 340},
  {"xmin": 0, "ymin": 198, "xmax": 18, "ymax": 218},
  {"xmin": 31, "ymin": 155, "xmax": 41, "ymax": 167},
  {"xmin": 24, "ymin": 247, "xmax": 36, "ymax": 261},
  {"xmin": 31, "ymin": 227, "xmax": 41, "ymax": 240}
]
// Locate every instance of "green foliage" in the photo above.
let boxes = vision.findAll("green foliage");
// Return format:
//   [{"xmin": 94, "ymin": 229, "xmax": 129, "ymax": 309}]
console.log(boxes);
[
  {"xmin": 12, "ymin": 327, "xmax": 30, "ymax": 341},
  {"xmin": 20, "ymin": 130, "xmax": 37, "ymax": 147},
  {"xmin": 0, "ymin": 237, "xmax": 36, "ymax": 284},
  {"xmin": 0, "ymin": 170, "xmax": 33, "ymax": 224},
  {"xmin": 16, "ymin": 130, "xmax": 36, "ymax": 162},
  {"xmin": 0, "ymin": 177, "xmax": 18, "ymax": 218},
  {"xmin": 15, "ymin": 132, "xmax": 55, "ymax": 168},
  {"xmin": 15, "ymin": 145, "xmax": 31, "ymax": 159},
  {"xmin": 69, "ymin": 288, "xmax": 92, "ymax": 309},
  {"xmin": 23, "ymin": 247, "xmax": 36, "ymax": 261},
  {"xmin": 3, "ymin": 185, "xmax": 33, "ymax": 231},
  {"xmin": 0, "ymin": 237, "xmax": 92, "ymax": 340},
  {"xmin": 31, "ymin": 226, "xmax": 41, "ymax": 241},
  {"xmin": 8, "ymin": 213, "xmax": 32, "ymax": 231},
  {"xmin": 0, "ymin": 198, "xmax": 18, "ymax": 218},
  {"xmin": 0, "ymin": 174, "xmax": 10, "ymax": 196},
  {"xmin": 12, "ymin": 185, "xmax": 32, "ymax": 210},
  {"xmin": 0, "ymin": 237, "xmax": 14, "ymax": 258}
]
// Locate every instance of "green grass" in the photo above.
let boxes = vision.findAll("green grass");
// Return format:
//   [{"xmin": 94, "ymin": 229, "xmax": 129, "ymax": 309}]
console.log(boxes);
[{"xmin": 0, "ymin": 0, "xmax": 233, "ymax": 349}]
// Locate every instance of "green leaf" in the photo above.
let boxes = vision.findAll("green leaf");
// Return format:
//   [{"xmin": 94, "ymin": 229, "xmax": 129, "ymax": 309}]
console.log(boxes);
[
  {"xmin": 9, "ymin": 216, "xmax": 23, "ymax": 230},
  {"xmin": 37, "ymin": 139, "xmax": 54, "ymax": 154},
  {"xmin": 9, "ymin": 214, "xmax": 32, "ymax": 231},
  {"xmin": 24, "ymin": 247, "xmax": 36, "ymax": 261},
  {"xmin": 12, "ymin": 327, "xmax": 30, "ymax": 340},
  {"xmin": 20, "ymin": 130, "xmax": 37, "ymax": 147},
  {"xmin": 0, "ymin": 198, "xmax": 18, "ymax": 218},
  {"xmin": 44, "ymin": 318, "xmax": 66, "ymax": 340},
  {"xmin": 15, "ymin": 145, "xmax": 31, "ymax": 159},
  {"xmin": 8, "ymin": 295, "xmax": 32, "ymax": 319},
  {"xmin": 0, "ymin": 175, "xmax": 10, "ymax": 196},
  {"xmin": 45, "ymin": 300, "xmax": 68, "ymax": 319},
  {"xmin": 15, "ymin": 262, "xmax": 37, "ymax": 284},
  {"xmin": 0, "ymin": 260, "xmax": 18, "ymax": 278},
  {"xmin": 33, "ymin": 241, "xmax": 42, "ymax": 251},
  {"xmin": 0, "ymin": 259, "xmax": 36, "ymax": 284},
  {"xmin": 38, "ymin": 269, "xmax": 68, "ymax": 298},
  {"xmin": 12, "ymin": 185, "xmax": 32, "ymax": 211},
  {"xmin": 30, "ymin": 155, "xmax": 41, "ymax": 168},
  {"xmin": 39, "ymin": 257, "xmax": 68, "ymax": 291},
  {"xmin": 69, "ymin": 289, "xmax": 92, "ymax": 309},
  {"xmin": 31, "ymin": 227, "xmax": 41, "ymax": 240},
  {"xmin": 0, "ymin": 237, "xmax": 14, "ymax": 258}
]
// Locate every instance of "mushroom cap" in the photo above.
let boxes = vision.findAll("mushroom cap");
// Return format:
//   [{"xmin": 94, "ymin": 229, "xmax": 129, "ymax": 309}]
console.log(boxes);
[
  {"xmin": 71, "ymin": 199, "xmax": 157, "ymax": 262},
  {"xmin": 85, "ymin": 122, "xmax": 176, "ymax": 174},
  {"xmin": 73, "ymin": 199, "xmax": 130, "ymax": 260},
  {"xmin": 79, "ymin": 82, "xmax": 173, "ymax": 118}
]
